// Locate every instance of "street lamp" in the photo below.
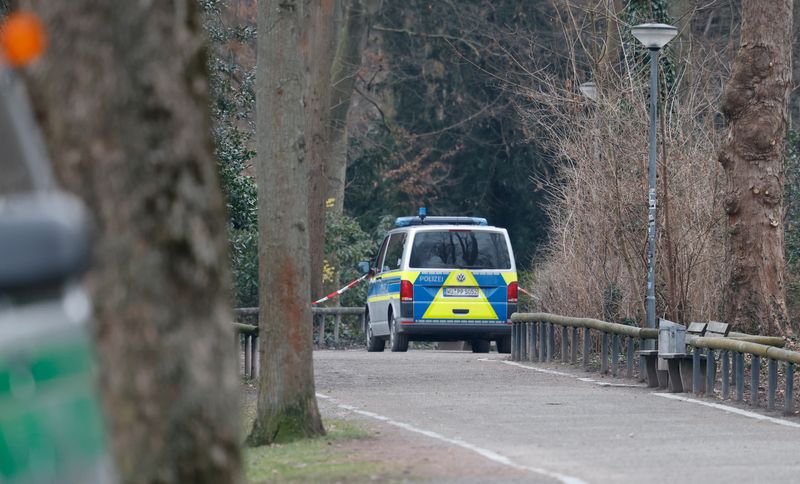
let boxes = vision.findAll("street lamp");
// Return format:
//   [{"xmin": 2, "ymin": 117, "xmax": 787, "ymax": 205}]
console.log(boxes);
[
  {"xmin": 631, "ymin": 23, "xmax": 677, "ymax": 342},
  {"xmin": 579, "ymin": 81, "xmax": 598, "ymax": 100}
]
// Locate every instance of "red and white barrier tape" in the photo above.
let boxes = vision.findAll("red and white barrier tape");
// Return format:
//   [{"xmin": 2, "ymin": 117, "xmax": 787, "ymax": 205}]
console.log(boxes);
[
  {"xmin": 311, "ymin": 275, "xmax": 532, "ymax": 305},
  {"xmin": 312, "ymin": 274, "xmax": 368, "ymax": 305}
]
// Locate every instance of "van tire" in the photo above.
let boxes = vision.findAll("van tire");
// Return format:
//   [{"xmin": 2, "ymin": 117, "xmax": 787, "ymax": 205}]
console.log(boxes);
[
  {"xmin": 389, "ymin": 313, "xmax": 408, "ymax": 352},
  {"xmin": 471, "ymin": 340, "xmax": 490, "ymax": 353},
  {"xmin": 365, "ymin": 312, "xmax": 385, "ymax": 352},
  {"xmin": 495, "ymin": 336, "xmax": 511, "ymax": 354}
]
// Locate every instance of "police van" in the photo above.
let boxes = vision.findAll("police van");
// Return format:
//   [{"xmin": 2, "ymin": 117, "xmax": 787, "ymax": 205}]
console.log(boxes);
[{"xmin": 359, "ymin": 210, "xmax": 517, "ymax": 353}]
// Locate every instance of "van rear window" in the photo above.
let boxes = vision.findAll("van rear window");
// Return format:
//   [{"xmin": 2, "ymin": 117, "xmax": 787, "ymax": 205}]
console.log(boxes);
[{"xmin": 409, "ymin": 231, "xmax": 511, "ymax": 270}]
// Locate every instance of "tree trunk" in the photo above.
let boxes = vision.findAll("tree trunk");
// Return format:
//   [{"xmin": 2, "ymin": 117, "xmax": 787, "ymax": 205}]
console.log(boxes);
[
  {"xmin": 247, "ymin": 0, "xmax": 325, "ymax": 445},
  {"xmin": 305, "ymin": 0, "xmax": 337, "ymax": 301},
  {"xmin": 22, "ymin": 1, "xmax": 242, "ymax": 482},
  {"xmin": 325, "ymin": 0, "xmax": 381, "ymax": 215},
  {"xmin": 322, "ymin": 0, "xmax": 380, "ymax": 300},
  {"xmin": 594, "ymin": 0, "xmax": 622, "ymax": 88},
  {"xmin": 718, "ymin": 0, "xmax": 792, "ymax": 335},
  {"xmin": 667, "ymin": 0, "xmax": 693, "ymax": 83}
]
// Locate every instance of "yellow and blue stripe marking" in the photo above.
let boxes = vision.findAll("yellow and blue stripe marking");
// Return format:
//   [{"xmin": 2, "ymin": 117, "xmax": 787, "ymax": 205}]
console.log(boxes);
[
  {"xmin": 366, "ymin": 271, "xmax": 402, "ymax": 303},
  {"xmin": 367, "ymin": 270, "xmax": 516, "ymax": 322}
]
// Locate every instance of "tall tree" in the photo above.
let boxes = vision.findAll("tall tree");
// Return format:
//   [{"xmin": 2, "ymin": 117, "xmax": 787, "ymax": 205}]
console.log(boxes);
[
  {"xmin": 247, "ymin": 0, "xmax": 325, "ymax": 445},
  {"xmin": 21, "ymin": 1, "xmax": 242, "ymax": 482},
  {"xmin": 718, "ymin": 0, "xmax": 792, "ymax": 335},
  {"xmin": 346, "ymin": 0, "xmax": 558, "ymax": 267},
  {"xmin": 325, "ymin": 0, "xmax": 381, "ymax": 214},
  {"xmin": 305, "ymin": 0, "xmax": 337, "ymax": 301}
]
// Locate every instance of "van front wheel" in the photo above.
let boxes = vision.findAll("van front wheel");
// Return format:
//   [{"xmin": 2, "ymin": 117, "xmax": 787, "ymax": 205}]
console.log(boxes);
[
  {"xmin": 495, "ymin": 336, "xmax": 511, "ymax": 354},
  {"xmin": 366, "ymin": 312, "xmax": 385, "ymax": 352}
]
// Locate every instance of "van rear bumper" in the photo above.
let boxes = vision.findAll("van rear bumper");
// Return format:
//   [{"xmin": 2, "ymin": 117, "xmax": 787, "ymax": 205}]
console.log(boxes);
[
  {"xmin": 396, "ymin": 319, "xmax": 510, "ymax": 341},
  {"xmin": 400, "ymin": 301, "xmax": 517, "ymax": 322}
]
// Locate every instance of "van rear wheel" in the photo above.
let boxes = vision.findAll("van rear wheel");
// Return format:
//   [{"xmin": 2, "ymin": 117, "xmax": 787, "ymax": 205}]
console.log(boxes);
[
  {"xmin": 495, "ymin": 336, "xmax": 511, "ymax": 354},
  {"xmin": 471, "ymin": 340, "xmax": 490, "ymax": 353},
  {"xmin": 389, "ymin": 314, "xmax": 408, "ymax": 352}
]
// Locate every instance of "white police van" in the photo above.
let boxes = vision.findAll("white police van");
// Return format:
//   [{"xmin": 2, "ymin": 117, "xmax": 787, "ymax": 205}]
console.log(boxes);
[{"xmin": 359, "ymin": 210, "xmax": 517, "ymax": 353}]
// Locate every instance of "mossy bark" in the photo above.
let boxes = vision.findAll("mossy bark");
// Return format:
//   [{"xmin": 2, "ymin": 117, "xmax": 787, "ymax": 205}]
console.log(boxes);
[{"xmin": 246, "ymin": 395, "xmax": 325, "ymax": 445}]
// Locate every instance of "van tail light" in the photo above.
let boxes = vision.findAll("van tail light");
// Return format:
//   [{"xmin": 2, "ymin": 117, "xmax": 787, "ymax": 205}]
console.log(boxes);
[
  {"xmin": 507, "ymin": 281, "xmax": 518, "ymax": 303},
  {"xmin": 400, "ymin": 280, "xmax": 414, "ymax": 302}
]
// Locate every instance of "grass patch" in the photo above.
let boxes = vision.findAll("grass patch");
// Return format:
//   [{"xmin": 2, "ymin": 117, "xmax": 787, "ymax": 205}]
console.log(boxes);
[{"xmin": 245, "ymin": 419, "xmax": 389, "ymax": 483}]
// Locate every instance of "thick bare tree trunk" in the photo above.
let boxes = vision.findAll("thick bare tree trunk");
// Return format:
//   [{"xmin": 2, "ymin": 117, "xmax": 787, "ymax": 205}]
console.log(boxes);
[
  {"xmin": 22, "ymin": 1, "xmax": 242, "ymax": 482},
  {"xmin": 247, "ymin": 0, "xmax": 325, "ymax": 445},
  {"xmin": 305, "ymin": 0, "xmax": 337, "ymax": 301},
  {"xmin": 718, "ymin": 0, "xmax": 792, "ymax": 335},
  {"xmin": 325, "ymin": 0, "xmax": 381, "ymax": 214}
]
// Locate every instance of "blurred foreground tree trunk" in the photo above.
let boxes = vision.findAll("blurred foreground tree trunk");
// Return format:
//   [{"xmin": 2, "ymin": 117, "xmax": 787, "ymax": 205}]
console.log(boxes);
[
  {"xmin": 22, "ymin": 1, "xmax": 242, "ymax": 482},
  {"xmin": 718, "ymin": 0, "xmax": 792, "ymax": 335},
  {"xmin": 246, "ymin": 0, "xmax": 325, "ymax": 445}
]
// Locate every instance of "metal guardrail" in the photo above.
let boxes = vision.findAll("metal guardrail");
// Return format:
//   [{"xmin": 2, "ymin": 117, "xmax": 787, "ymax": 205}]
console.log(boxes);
[
  {"xmin": 311, "ymin": 307, "xmax": 366, "ymax": 343},
  {"xmin": 726, "ymin": 332, "xmax": 786, "ymax": 347},
  {"xmin": 510, "ymin": 313, "xmax": 658, "ymax": 380},
  {"xmin": 686, "ymin": 335, "xmax": 796, "ymax": 413},
  {"xmin": 511, "ymin": 312, "xmax": 799, "ymax": 416},
  {"xmin": 233, "ymin": 306, "xmax": 365, "ymax": 379}
]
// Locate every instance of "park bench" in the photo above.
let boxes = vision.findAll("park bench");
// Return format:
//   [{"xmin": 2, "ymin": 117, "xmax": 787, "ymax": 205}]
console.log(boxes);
[
  {"xmin": 659, "ymin": 321, "xmax": 729, "ymax": 393},
  {"xmin": 637, "ymin": 348, "xmax": 660, "ymax": 388}
]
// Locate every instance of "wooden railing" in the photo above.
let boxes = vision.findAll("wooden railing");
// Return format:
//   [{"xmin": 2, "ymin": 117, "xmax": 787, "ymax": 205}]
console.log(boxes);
[{"xmin": 233, "ymin": 306, "xmax": 365, "ymax": 379}]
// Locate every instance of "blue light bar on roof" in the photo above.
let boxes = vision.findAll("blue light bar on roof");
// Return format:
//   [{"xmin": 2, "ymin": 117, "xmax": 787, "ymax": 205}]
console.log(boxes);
[{"xmin": 394, "ymin": 216, "xmax": 488, "ymax": 227}]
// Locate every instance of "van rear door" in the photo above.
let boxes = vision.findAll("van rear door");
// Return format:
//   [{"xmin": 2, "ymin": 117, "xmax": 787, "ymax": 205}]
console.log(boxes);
[{"xmin": 407, "ymin": 229, "xmax": 515, "ymax": 322}]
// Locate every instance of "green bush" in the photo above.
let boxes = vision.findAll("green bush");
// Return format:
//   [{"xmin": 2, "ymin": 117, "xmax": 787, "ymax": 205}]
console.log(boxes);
[
  {"xmin": 230, "ymin": 229, "xmax": 258, "ymax": 308},
  {"xmin": 324, "ymin": 212, "xmax": 374, "ymax": 310},
  {"xmin": 202, "ymin": 0, "xmax": 258, "ymax": 308}
]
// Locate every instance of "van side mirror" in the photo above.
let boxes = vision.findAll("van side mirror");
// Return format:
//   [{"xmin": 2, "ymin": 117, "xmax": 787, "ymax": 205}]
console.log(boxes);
[{"xmin": 0, "ymin": 192, "xmax": 91, "ymax": 291}]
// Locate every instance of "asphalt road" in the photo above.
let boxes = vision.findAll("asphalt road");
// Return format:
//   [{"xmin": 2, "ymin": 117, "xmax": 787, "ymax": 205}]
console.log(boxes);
[{"xmin": 314, "ymin": 350, "xmax": 800, "ymax": 484}]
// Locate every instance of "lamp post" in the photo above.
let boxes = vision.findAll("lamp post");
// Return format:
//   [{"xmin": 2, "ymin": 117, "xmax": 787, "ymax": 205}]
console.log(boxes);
[{"xmin": 631, "ymin": 23, "xmax": 677, "ymax": 342}]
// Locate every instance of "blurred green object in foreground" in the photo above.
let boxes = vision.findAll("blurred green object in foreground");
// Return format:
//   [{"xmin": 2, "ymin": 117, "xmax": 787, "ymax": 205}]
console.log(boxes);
[
  {"xmin": 0, "ymin": 301, "xmax": 111, "ymax": 482},
  {"xmin": 0, "ymin": 194, "xmax": 113, "ymax": 484},
  {"xmin": 0, "ymin": 286, "xmax": 115, "ymax": 483}
]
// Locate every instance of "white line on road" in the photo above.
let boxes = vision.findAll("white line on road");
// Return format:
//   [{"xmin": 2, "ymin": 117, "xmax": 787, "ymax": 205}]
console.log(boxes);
[
  {"xmin": 485, "ymin": 358, "xmax": 800, "ymax": 429},
  {"xmin": 316, "ymin": 392, "xmax": 588, "ymax": 484},
  {"xmin": 482, "ymin": 359, "xmax": 642, "ymax": 388},
  {"xmin": 652, "ymin": 393, "xmax": 800, "ymax": 429}
]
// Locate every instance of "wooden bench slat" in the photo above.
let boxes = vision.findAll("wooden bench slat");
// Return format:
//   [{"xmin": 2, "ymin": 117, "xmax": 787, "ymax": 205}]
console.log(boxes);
[
  {"xmin": 687, "ymin": 322, "xmax": 707, "ymax": 335},
  {"xmin": 705, "ymin": 321, "xmax": 730, "ymax": 337}
]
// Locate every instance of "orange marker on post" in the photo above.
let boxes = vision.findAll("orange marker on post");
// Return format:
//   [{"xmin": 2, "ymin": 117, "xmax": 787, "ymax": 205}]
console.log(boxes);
[{"xmin": 0, "ymin": 11, "xmax": 46, "ymax": 67}]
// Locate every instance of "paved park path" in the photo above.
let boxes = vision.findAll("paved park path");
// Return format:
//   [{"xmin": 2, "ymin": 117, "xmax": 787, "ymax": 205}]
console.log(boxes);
[{"xmin": 314, "ymin": 350, "xmax": 800, "ymax": 483}]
